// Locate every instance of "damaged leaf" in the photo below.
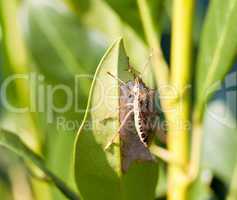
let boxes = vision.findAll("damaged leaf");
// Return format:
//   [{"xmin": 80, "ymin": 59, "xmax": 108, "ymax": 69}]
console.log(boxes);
[{"xmin": 73, "ymin": 39, "xmax": 158, "ymax": 200}]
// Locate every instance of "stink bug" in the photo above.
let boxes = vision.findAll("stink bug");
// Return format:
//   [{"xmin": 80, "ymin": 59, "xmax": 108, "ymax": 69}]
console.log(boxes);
[
  {"xmin": 132, "ymin": 76, "xmax": 157, "ymax": 147},
  {"xmin": 105, "ymin": 64, "xmax": 162, "ymax": 150}
]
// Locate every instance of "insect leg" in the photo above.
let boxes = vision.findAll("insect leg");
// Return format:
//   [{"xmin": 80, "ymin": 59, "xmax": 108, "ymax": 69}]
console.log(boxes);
[
  {"xmin": 104, "ymin": 109, "xmax": 134, "ymax": 150},
  {"xmin": 100, "ymin": 103, "xmax": 133, "ymax": 125},
  {"xmin": 140, "ymin": 50, "xmax": 153, "ymax": 76},
  {"xmin": 150, "ymin": 144, "xmax": 184, "ymax": 167},
  {"xmin": 107, "ymin": 72, "xmax": 127, "ymax": 85}
]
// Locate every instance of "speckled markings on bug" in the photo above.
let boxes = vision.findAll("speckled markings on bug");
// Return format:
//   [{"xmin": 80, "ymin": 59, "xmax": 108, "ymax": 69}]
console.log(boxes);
[
  {"xmin": 105, "ymin": 67, "xmax": 158, "ymax": 149},
  {"xmin": 131, "ymin": 75, "xmax": 157, "ymax": 147}
]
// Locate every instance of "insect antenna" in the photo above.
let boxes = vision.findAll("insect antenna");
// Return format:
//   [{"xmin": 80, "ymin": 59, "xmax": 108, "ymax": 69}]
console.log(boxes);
[
  {"xmin": 126, "ymin": 50, "xmax": 153, "ymax": 79},
  {"xmin": 107, "ymin": 72, "xmax": 127, "ymax": 85},
  {"xmin": 139, "ymin": 50, "xmax": 153, "ymax": 78}
]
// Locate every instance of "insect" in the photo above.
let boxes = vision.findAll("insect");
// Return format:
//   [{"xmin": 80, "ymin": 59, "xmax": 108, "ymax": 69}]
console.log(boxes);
[{"xmin": 105, "ymin": 65, "xmax": 160, "ymax": 149}]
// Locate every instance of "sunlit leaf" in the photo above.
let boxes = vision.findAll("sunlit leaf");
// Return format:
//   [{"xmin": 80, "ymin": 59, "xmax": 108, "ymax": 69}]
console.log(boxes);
[
  {"xmin": 20, "ymin": 1, "xmax": 110, "ymax": 199},
  {"xmin": 25, "ymin": 1, "xmax": 105, "ymax": 82},
  {"xmin": 74, "ymin": 39, "xmax": 158, "ymax": 200}
]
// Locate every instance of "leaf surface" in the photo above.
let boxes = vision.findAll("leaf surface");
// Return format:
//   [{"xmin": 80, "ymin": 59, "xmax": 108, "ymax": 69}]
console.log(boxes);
[
  {"xmin": 74, "ymin": 39, "xmax": 158, "ymax": 200},
  {"xmin": 195, "ymin": 0, "xmax": 237, "ymax": 114}
]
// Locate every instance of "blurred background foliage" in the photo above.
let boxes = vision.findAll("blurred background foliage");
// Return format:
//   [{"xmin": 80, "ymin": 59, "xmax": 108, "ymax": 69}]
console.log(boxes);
[{"xmin": 0, "ymin": 0, "xmax": 236, "ymax": 199}]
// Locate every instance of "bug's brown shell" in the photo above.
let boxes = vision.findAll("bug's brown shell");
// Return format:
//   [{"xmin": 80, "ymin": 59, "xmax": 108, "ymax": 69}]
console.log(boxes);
[
  {"xmin": 119, "ymin": 81, "xmax": 157, "ymax": 172},
  {"xmin": 133, "ymin": 78, "xmax": 158, "ymax": 147}
]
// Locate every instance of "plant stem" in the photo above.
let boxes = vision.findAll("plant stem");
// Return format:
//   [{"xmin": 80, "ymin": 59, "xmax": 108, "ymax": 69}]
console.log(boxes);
[
  {"xmin": 136, "ymin": 0, "xmax": 169, "ymax": 87},
  {"xmin": 135, "ymin": 0, "xmax": 195, "ymax": 199},
  {"xmin": 188, "ymin": 117, "xmax": 203, "ymax": 182},
  {"xmin": 168, "ymin": 0, "xmax": 195, "ymax": 199}
]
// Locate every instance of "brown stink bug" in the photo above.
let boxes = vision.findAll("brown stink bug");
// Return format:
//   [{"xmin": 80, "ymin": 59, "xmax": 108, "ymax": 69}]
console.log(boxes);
[{"xmin": 105, "ymin": 64, "xmax": 162, "ymax": 150}]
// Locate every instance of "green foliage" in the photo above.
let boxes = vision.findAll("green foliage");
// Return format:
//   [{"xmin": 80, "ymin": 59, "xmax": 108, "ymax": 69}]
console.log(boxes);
[
  {"xmin": 70, "ymin": 0, "xmax": 168, "ymax": 39},
  {"xmin": 74, "ymin": 39, "xmax": 158, "ymax": 200},
  {"xmin": 26, "ymin": 2, "xmax": 105, "ymax": 80},
  {"xmin": 0, "ymin": 129, "xmax": 79, "ymax": 200},
  {"xmin": 0, "ymin": 0, "xmax": 236, "ymax": 199},
  {"xmin": 193, "ymin": 0, "xmax": 237, "ymax": 192},
  {"xmin": 195, "ymin": 0, "xmax": 237, "ymax": 117},
  {"xmin": 103, "ymin": 0, "xmax": 165, "ymax": 39},
  {"xmin": 23, "ymin": 2, "xmax": 107, "ymax": 199},
  {"xmin": 202, "ymin": 101, "xmax": 237, "ymax": 183}
]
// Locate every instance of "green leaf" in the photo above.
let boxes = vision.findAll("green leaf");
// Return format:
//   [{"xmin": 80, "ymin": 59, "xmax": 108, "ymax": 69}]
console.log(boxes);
[
  {"xmin": 24, "ymin": 1, "xmax": 107, "ymax": 124},
  {"xmin": 0, "ymin": 129, "xmax": 80, "ymax": 200},
  {"xmin": 103, "ymin": 0, "xmax": 165, "ymax": 39},
  {"xmin": 23, "ymin": 2, "xmax": 107, "ymax": 199},
  {"xmin": 202, "ymin": 100, "xmax": 237, "ymax": 183},
  {"xmin": 25, "ymin": 1, "xmax": 105, "ymax": 81},
  {"xmin": 74, "ymin": 39, "xmax": 158, "ymax": 200},
  {"xmin": 199, "ymin": 67, "xmax": 237, "ymax": 190},
  {"xmin": 195, "ymin": 0, "xmax": 237, "ymax": 115},
  {"xmin": 44, "ymin": 128, "xmax": 77, "ymax": 200},
  {"xmin": 66, "ymin": 0, "xmax": 167, "ymax": 40},
  {"xmin": 63, "ymin": 0, "xmax": 158, "ymax": 84}
]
